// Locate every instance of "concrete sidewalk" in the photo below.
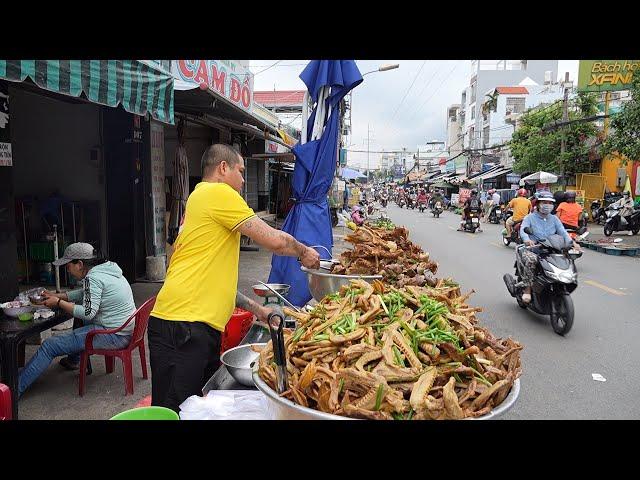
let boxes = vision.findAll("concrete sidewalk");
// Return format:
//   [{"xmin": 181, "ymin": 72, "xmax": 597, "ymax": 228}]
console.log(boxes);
[{"xmin": 17, "ymin": 227, "xmax": 351, "ymax": 420}]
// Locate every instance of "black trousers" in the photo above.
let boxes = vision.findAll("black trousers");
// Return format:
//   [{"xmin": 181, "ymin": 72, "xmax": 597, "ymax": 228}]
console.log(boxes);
[{"xmin": 148, "ymin": 316, "xmax": 221, "ymax": 413}]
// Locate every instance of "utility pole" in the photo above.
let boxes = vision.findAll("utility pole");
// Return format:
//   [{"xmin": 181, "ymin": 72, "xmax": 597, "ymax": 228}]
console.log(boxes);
[
  {"xmin": 560, "ymin": 72, "xmax": 570, "ymax": 182},
  {"xmin": 367, "ymin": 123, "xmax": 371, "ymax": 178}
]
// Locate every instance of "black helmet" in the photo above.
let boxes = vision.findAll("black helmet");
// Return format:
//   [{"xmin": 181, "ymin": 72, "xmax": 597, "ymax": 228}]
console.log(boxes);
[
  {"xmin": 565, "ymin": 191, "xmax": 577, "ymax": 201},
  {"xmin": 471, "ymin": 189, "xmax": 478, "ymax": 195}
]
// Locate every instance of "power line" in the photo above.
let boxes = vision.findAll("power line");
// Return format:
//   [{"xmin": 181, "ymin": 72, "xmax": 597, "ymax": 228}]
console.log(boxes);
[
  {"xmin": 385, "ymin": 60, "xmax": 427, "ymax": 126},
  {"xmin": 253, "ymin": 60, "xmax": 283, "ymax": 76}
]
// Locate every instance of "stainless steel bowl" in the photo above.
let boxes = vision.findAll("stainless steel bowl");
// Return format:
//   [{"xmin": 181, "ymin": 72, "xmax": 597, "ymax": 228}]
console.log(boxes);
[
  {"xmin": 253, "ymin": 364, "xmax": 520, "ymax": 420},
  {"xmin": 220, "ymin": 343, "xmax": 266, "ymax": 387},
  {"xmin": 252, "ymin": 283, "xmax": 291, "ymax": 298},
  {"xmin": 300, "ymin": 262, "xmax": 383, "ymax": 302}
]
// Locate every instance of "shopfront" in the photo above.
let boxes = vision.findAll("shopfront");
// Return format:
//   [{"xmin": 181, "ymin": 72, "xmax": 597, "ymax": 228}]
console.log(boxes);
[{"xmin": 0, "ymin": 60, "xmax": 174, "ymax": 300}]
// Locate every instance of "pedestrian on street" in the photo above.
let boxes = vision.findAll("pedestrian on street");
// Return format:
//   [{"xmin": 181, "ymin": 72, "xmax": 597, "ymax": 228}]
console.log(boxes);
[{"xmin": 148, "ymin": 144, "xmax": 320, "ymax": 412}]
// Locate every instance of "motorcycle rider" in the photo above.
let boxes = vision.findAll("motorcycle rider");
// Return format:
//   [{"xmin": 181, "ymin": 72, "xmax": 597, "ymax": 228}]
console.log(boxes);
[
  {"xmin": 458, "ymin": 189, "xmax": 483, "ymax": 232},
  {"xmin": 351, "ymin": 205, "xmax": 365, "ymax": 226},
  {"xmin": 430, "ymin": 189, "xmax": 444, "ymax": 208},
  {"xmin": 556, "ymin": 190, "xmax": 584, "ymax": 230},
  {"xmin": 519, "ymin": 191, "xmax": 576, "ymax": 304},
  {"xmin": 505, "ymin": 188, "xmax": 532, "ymax": 236},
  {"xmin": 417, "ymin": 188, "xmax": 428, "ymax": 208}
]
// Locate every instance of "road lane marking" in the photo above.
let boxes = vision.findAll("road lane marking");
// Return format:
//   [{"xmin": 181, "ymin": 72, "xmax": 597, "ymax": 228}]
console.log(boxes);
[{"xmin": 584, "ymin": 279, "xmax": 628, "ymax": 296}]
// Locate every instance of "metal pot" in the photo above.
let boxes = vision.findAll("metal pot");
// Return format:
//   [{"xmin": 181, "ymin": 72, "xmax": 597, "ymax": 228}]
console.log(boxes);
[
  {"xmin": 252, "ymin": 364, "xmax": 520, "ymax": 420},
  {"xmin": 300, "ymin": 262, "xmax": 383, "ymax": 302},
  {"xmin": 220, "ymin": 343, "xmax": 265, "ymax": 387}
]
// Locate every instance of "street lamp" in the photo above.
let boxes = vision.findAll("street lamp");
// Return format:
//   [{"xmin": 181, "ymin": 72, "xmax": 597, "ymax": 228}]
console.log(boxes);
[{"xmin": 362, "ymin": 64, "xmax": 400, "ymax": 76}]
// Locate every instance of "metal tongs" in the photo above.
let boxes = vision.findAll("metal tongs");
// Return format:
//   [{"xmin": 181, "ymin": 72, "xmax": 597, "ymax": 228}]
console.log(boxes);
[
  {"xmin": 308, "ymin": 245, "xmax": 340, "ymax": 271},
  {"xmin": 267, "ymin": 311, "xmax": 288, "ymax": 394}
]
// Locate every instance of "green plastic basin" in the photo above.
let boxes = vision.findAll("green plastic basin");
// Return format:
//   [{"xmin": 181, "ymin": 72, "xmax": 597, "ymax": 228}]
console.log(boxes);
[{"xmin": 110, "ymin": 406, "xmax": 179, "ymax": 420}]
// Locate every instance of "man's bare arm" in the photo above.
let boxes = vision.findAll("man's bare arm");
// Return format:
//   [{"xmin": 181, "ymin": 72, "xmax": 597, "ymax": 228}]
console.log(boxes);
[
  {"xmin": 238, "ymin": 217, "xmax": 305, "ymax": 256},
  {"xmin": 236, "ymin": 291, "xmax": 269, "ymax": 322}
]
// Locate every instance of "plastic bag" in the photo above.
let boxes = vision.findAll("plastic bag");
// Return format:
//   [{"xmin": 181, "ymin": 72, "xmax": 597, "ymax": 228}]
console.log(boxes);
[{"xmin": 179, "ymin": 390, "xmax": 269, "ymax": 420}]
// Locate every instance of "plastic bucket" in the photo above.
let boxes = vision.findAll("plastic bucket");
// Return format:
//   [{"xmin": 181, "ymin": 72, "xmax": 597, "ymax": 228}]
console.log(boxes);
[{"xmin": 110, "ymin": 406, "xmax": 179, "ymax": 420}]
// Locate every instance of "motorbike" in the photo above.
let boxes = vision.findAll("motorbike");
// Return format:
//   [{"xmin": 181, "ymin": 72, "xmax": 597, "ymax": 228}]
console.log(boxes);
[
  {"xmin": 562, "ymin": 212, "xmax": 589, "ymax": 240},
  {"xmin": 604, "ymin": 206, "xmax": 640, "ymax": 236},
  {"xmin": 407, "ymin": 195, "xmax": 417, "ymax": 210},
  {"xmin": 501, "ymin": 217, "xmax": 524, "ymax": 246},
  {"xmin": 431, "ymin": 201, "xmax": 443, "ymax": 218},
  {"xmin": 380, "ymin": 195, "xmax": 389, "ymax": 208},
  {"xmin": 397, "ymin": 196, "xmax": 406, "ymax": 208},
  {"xmin": 488, "ymin": 204, "xmax": 504, "ymax": 224},
  {"xmin": 418, "ymin": 200, "xmax": 428, "ymax": 213},
  {"xmin": 591, "ymin": 193, "xmax": 623, "ymax": 225},
  {"xmin": 461, "ymin": 209, "xmax": 481, "ymax": 233},
  {"xmin": 503, "ymin": 228, "xmax": 581, "ymax": 336}
]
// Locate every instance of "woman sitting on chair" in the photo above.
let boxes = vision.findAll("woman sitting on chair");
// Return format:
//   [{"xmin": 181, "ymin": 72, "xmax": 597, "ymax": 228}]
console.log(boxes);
[{"xmin": 19, "ymin": 243, "xmax": 136, "ymax": 397}]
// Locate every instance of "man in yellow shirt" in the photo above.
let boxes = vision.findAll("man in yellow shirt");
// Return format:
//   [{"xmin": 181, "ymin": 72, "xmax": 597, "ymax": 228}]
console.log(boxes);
[
  {"xmin": 149, "ymin": 144, "xmax": 320, "ymax": 412},
  {"xmin": 505, "ymin": 188, "xmax": 532, "ymax": 236}
]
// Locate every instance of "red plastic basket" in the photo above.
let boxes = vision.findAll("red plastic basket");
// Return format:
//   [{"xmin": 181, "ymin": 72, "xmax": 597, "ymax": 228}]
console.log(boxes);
[{"xmin": 220, "ymin": 308, "xmax": 255, "ymax": 354}]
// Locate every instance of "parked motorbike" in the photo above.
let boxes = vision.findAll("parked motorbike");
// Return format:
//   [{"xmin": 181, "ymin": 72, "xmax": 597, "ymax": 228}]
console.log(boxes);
[
  {"xmin": 488, "ymin": 204, "xmax": 503, "ymax": 224},
  {"xmin": 591, "ymin": 193, "xmax": 623, "ymax": 225},
  {"xmin": 604, "ymin": 206, "xmax": 640, "ymax": 236},
  {"xmin": 461, "ymin": 210, "xmax": 481, "ymax": 233},
  {"xmin": 503, "ymin": 228, "xmax": 581, "ymax": 336},
  {"xmin": 431, "ymin": 201, "xmax": 443, "ymax": 218}
]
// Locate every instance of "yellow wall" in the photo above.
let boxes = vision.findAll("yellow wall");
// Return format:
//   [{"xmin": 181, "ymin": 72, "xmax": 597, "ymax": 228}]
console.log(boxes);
[{"xmin": 600, "ymin": 153, "xmax": 634, "ymax": 192}]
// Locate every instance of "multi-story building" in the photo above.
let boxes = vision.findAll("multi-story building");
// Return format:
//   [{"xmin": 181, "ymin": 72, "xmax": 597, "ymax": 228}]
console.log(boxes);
[
  {"xmin": 480, "ymin": 83, "xmax": 566, "ymax": 165},
  {"xmin": 459, "ymin": 60, "xmax": 559, "ymax": 151},
  {"xmin": 446, "ymin": 105, "xmax": 463, "ymax": 157}
]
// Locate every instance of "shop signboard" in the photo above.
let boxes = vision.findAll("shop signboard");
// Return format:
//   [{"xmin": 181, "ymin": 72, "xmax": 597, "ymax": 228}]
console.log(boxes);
[
  {"xmin": 339, "ymin": 148, "xmax": 347, "ymax": 167},
  {"xmin": 578, "ymin": 60, "xmax": 640, "ymax": 92},
  {"xmin": 172, "ymin": 60, "xmax": 254, "ymax": 112},
  {"xmin": 0, "ymin": 82, "xmax": 11, "ymax": 167},
  {"xmin": 150, "ymin": 121, "xmax": 166, "ymax": 256},
  {"xmin": 451, "ymin": 193, "xmax": 460, "ymax": 207},
  {"xmin": 469, "ymin": 156, "xmax": 482, "ymax": 175},
  {"xmin": 459, "ymin": 188, "xmax": 471, "ymax": 205},
  {"xmin": 506, "ymin": 173, "xmax": 521, "ymax": 184},
  {"xmin": 446, "ymin": 159, "xmax": 455, "ymax": 173}
]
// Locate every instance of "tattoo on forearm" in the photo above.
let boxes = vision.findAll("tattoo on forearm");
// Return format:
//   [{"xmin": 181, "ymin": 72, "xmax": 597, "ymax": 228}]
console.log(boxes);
[{"xmin": 236, "ymin": 291, "xmax": 262, "ymax": 316}]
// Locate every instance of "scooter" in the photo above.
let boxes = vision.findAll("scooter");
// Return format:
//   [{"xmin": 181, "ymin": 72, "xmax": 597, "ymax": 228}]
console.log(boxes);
[
  {"xmin": 407, "ymin": 195, "xmax": 417, "ymax": 210},
  {"xmin": 397, "ymin": 197, "xmax": 406, "ymax": 208},
  {"xmin": 503, "ymin": 228, "xmax": 581, "ymax": 336},
  {"xmin": 380, "ymin": 195, "xmax": 389, "ymax": 208},
  {"xmin": 461, "ymin": 210, "xmax": 481, "ymax": 233},
  {"xmin": 488, "ymin": 204, "xmax": 503, "ymax": 224},
  {"xmin": 501, "ymin": 217, "xmax": 523, "ymax": 247},
  {"xmin": 604, "ymin": 207, "xmax": 640, "ymax": 236},
  {"xmin": 591, "ymin": 193, "xmax": 622, "ymax": 225},
  {"xmin": 431, "ymin": 201, "xmax": 443, "ymax": 218}
]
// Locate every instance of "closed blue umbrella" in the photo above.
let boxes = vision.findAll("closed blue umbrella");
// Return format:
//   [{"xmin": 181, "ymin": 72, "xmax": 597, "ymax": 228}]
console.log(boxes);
[{"xmin": 268, "ymin": 60, "xmax": 363, "ymax": 306}]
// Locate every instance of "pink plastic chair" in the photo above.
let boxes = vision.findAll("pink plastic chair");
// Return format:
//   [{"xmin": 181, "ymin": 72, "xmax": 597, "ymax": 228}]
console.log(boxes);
[{"xmin": 79, "ymin": 297, "xmax": 156, "ymax": 396}]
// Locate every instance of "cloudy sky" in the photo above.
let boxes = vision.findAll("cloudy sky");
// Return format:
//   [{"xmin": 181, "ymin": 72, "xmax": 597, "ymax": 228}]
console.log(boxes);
[{"xmin": 250, "ymin": 60, "xmax": 579, "ymax": 169}]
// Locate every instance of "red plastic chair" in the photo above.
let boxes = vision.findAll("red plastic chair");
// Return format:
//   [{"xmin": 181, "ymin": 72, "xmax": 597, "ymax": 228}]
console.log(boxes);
[
  {"xmin": 0, "ymin": 383, "xmax": 11, "ymax": 420},
  {"xmin": 79, "ymin": 297, "xmax": 156, "ymax": 396}
]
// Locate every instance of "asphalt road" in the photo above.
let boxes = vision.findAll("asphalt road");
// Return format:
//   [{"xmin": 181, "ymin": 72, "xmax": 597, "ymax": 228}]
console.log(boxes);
[{"xmin": 385, "ymin": 204, "xmax": 640, "ymax": 419}]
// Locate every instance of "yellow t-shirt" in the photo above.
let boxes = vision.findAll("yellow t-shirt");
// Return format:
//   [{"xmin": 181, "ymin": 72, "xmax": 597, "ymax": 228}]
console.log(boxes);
[
  {"xmin": 151, "ymin": 182, "xmax": 256, "ymax": 331},
  {"xmin": 508, "ymin": 197, "xmax": 532, "ymax": 222}
]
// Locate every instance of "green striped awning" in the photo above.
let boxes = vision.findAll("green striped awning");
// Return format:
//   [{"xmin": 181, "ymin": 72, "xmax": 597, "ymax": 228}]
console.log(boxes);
[{"xmin": 0, "ymin": 60, "xmax": 174, "ymax": 124}]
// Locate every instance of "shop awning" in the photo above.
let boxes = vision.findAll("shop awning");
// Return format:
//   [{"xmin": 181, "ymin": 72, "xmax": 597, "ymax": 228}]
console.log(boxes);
[
  {"xmin": 469, "ymin": 166, "xmax": 512, "ymax": 183},
  {"xmin": 0, "ymin": 60, "xmax": 174, "ymax": 124}
]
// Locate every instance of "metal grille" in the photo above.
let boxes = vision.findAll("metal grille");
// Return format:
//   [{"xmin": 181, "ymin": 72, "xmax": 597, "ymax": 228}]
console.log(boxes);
[{"xmin": 506, "ymin": 97, "xmax": 526, "ymax": 114}]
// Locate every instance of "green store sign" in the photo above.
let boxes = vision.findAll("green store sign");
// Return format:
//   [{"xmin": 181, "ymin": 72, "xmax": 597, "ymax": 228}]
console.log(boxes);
[{"xmin": 578, "ymin": 60, "xmax": 640, "ymax": 92}]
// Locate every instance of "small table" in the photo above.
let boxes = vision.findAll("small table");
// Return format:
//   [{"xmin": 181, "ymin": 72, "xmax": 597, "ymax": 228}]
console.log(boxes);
[{"xmin": 0, "ymin": 311, "xmax": 71, "ymax": 419}]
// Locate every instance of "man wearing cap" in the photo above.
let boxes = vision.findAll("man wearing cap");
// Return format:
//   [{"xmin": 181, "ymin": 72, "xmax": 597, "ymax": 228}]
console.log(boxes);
[{"xmin": 19, "ymin": 243, "xmax": 136, "ymax": 396}]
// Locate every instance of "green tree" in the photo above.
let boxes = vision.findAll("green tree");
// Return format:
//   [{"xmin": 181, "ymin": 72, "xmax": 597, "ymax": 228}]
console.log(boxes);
[
  {"xmin": 510, "ymin": 92, "xmax": 601, "ymax": 177},
  {"xmin": 602, "ymin": 74, "xmax": 640, "ymax": 164}
]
